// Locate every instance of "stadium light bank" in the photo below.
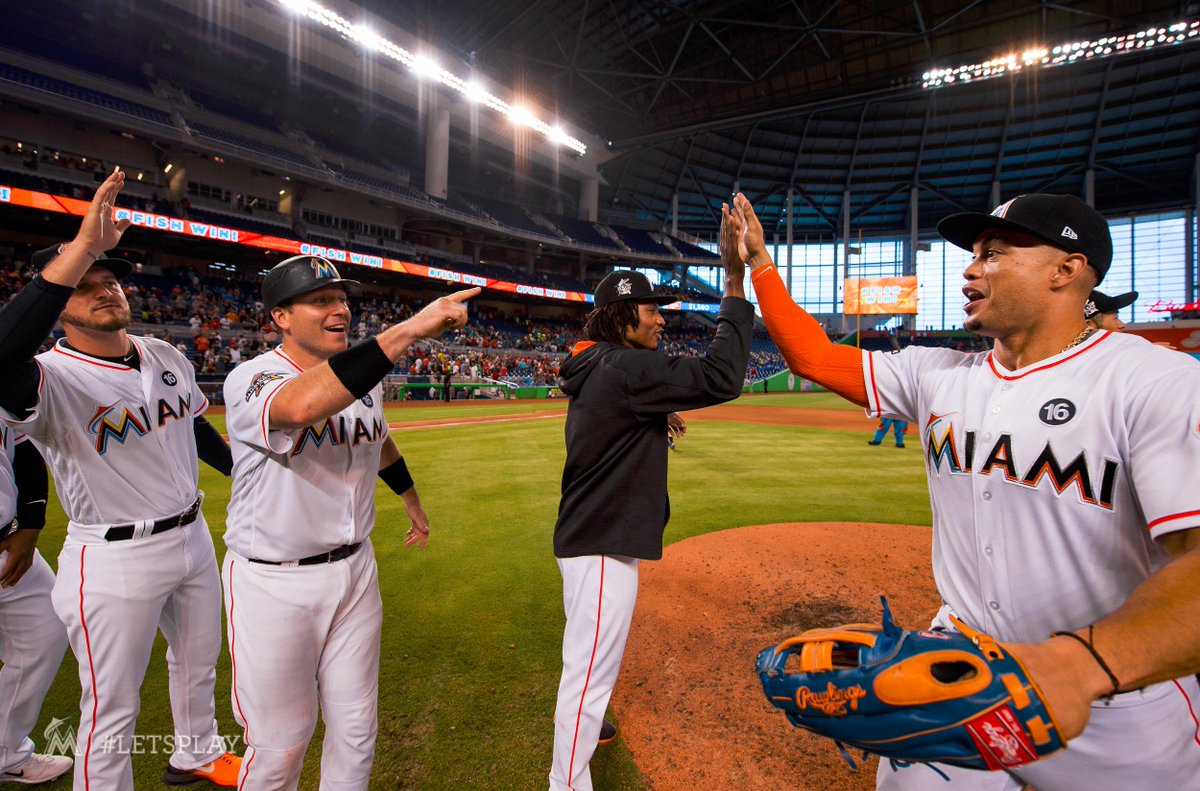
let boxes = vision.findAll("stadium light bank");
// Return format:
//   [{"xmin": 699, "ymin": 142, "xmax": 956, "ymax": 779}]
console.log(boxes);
[
  {"xmin": 922, "ymin": 20, "xmax": 1200, "ymax": 88},
  {"xmin": 274, "ymin": 0, "xmax": 588, "ymax": 156}
]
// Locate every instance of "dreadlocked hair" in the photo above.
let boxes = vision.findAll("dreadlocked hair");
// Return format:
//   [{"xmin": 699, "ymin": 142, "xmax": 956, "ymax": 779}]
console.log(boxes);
[{"xmin": 582, "ymin": 301, "xmax": 640, "ymax": 345}]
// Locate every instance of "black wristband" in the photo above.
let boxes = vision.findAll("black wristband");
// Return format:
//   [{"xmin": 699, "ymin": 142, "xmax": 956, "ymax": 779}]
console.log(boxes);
[
  {"xmin": 379, "ymin": 456, "xmax": 415, "ymax": 495},
  {"xmin": 328, "ymin": 338, "xmax": 394, "ymax": 399}
]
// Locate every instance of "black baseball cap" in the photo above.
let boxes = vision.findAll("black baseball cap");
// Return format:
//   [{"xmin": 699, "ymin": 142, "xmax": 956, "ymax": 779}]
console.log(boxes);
[
  {"xmin": 31, "ymin": 243, "xmax": 133, "ymax": 279},
  {"xmin": 1084, "ymin": 289, "xmax": 1137, "ymax": 319},
  {"xmin": 262, "ymin": 255, "xmax": 360, "ymax": 311},
  {"xmin": 937, "ymin": 194, "xmax": 1114, "ymax": 284},
  {"xmin": 593, "ymin": 270, "xmax": 676, "ymax": 307}
]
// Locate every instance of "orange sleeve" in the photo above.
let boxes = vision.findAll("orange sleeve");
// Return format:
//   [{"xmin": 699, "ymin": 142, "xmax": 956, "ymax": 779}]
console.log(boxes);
[{"xmin": 750, "ymin": 263, "xmax": 869, "ymax": 408}]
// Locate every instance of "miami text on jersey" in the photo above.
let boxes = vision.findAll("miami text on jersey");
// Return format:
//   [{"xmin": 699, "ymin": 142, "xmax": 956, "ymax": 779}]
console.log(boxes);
[
  {"xmin": 291, "ymin": 415, "xmax": 387, "ymax": 456},
  {"xmin": 87, "ymin": 395, "xmax": 196, "ymax": 454},
  {"xmin": 925, "ymin": 415, "xmax": 1119, "ymax": 509}
]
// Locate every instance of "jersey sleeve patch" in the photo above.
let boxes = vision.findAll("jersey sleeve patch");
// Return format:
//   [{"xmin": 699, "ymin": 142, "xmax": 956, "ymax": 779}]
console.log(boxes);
[{"xmin": 246, "ymin": 371, "xmax": 288, "ymax": 402}]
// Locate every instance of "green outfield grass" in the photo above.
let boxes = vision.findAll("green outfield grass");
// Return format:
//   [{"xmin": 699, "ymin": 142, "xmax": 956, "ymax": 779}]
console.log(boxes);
[
  {"xmin": 30, "ymin": 394, "xmax": 931, "ymax": 789},
  {"xmin": 726, "ymin": 391, "xmax": 863, "ymax": 410}
]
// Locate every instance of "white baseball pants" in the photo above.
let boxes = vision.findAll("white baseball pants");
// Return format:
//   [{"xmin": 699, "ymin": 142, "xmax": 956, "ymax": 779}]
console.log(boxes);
[
  {"xmin": 223, "ymin": 541, "xmax": 382, "ymax": 791},
  {"xmin": 877, "ymin": 670, "xmax": 1200, "ymax": 791},
  {"xmin": 550, "ymin": 554, "xmax": 639, "ymax": 791},
  {"xmin": 51, "ymin": 517, "xmax": 227, "ymax": 791},
  {"xmin": 0, "ymin": 549, "xmax": 68, "ymax": 772}
]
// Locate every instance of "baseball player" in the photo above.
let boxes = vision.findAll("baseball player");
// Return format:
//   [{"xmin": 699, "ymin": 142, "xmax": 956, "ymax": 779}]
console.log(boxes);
[
  {"xmin": 0, "ymin": 170, "xmax": 240, "ymax": 790},
  {"xmin": 1084, "ymin": 289, "xmax": 1138, "ymax": 332},
  {"xmin": 221, "ymin": 255, "xmax": 477, "ymax": 789},
  {"xmin": 551, "ymin": 266, "xmax": 752, "ymax": 791},
  {"xmin": 724, "ymin": 192, "xmax": 1200, "ymax": 791},
  {"xmin": 0, "ymin": 427, "xmax": 72, "ymax": 785}
]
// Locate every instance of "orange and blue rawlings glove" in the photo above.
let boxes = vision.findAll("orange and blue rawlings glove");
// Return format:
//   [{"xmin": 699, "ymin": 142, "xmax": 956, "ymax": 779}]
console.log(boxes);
[{"xmin": 755, "ymin": 598, "xmax": 1066, "ymax": 772}]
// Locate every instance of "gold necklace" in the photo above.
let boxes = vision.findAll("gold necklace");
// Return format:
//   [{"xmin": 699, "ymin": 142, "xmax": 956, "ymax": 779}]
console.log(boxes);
[{"xmin": 1061, "ymin": 326, "xmax": 1096, "ymax": 354}]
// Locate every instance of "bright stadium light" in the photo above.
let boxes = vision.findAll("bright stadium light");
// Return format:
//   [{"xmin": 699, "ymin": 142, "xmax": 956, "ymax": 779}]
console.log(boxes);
[
  {"xmin": 271, "ymin": 0, "xmax": 588, "ymax": 155},
  {"xmin": 508, "ymin": 105, "xmax": 540, "ymax": 128},
  {"xmin": 410, "ymin": 55, "xmax": 441, "ymax": 80},
  {"xmin": 922, "ymin": 19, "xmax": 1200, "ymax": 88}
]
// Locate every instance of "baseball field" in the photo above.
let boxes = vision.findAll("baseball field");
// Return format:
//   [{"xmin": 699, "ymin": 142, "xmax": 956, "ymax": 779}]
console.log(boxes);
[{"xmin": 31, "ymin": 391, "xmax": 936, "ymax": 790}]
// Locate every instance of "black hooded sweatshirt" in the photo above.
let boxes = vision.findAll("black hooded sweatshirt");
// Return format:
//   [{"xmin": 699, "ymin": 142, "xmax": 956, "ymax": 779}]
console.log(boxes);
[{"xmin": 553, "ymin": 297, "xmax": 754, "ymax": 559}]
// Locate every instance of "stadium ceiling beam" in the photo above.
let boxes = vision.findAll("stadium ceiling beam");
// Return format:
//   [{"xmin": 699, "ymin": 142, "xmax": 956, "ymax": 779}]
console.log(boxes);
[
  {"xmin": 683, "ymin": 164, "xmax": 722, "ymax": 227},
  {"xmin": 844, "ymin": 103, "xmax": 871, "ymax": 192},
  {"xmin": 609, "ymin": 82, "xmax": 916, "ymax": 148},
  {"xmin": 912, "ymin": 0, "xmax": 934, "ymax": 60},
  {"xmin": 471, "ymin": 0, "xmax": 557, "ymax": 55},
  {"xmin": 791, "ymin": 184, "xmax": 839, "ymax": 231},
  {"xmin": 697, "ymin": 21, "xmax": 756, "ymax": 82},
  {"xmin": 990, "ymin": 84, "xmax": 1015, "ymax": 190},
  {"xmin": 645, "ymin": 22, "xmax": 697, "ymax": 115},
  {"xmin": 911, "ymin": 97, "xmax": 934, "ymax": 187},
  {"xmin": 1085, "ymin": 58, "xmax": 1116, "ymax": 171},
  {"xmin": 786, "ymin": 115, "xmax": 814, "ymax": 194},
  {"xmin": 1094, "ymin": 161, "xmax": 1172, "ymax": 197},
  {"xmin": 916, "ymin": 181, "xmax": 971, "ymax": 213},
  {"xmin": 671, "ymin": 136, "xmax": 698, "ymax": 197},
  {"xmin": 1151, "ymin": 59, "xmax": 1192, "ymax": 172},
  {"xmin": 851, "ymin": 183, "xmax": 912, "ymax": 223},
  {"xmin": 1030, "ymin": 162, "xmax": 1085, "ymax": 193},
  {"xmin": 735, "ymin": 123, "xmax": 760, "ymax": 187}
]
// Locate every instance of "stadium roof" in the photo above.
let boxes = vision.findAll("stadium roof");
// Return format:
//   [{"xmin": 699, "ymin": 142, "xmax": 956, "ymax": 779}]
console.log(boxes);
[{"xmin": 3, "ymin": 0, "xmax": 1198, "ymax": 239}]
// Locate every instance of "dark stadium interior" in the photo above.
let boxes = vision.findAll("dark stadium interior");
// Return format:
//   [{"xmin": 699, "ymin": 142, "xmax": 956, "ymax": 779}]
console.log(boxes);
[
  {"xmin": 3, "ymin": 0, "xmax": 1197, "ymax": 234},
  {"xmin": 0, "ymin": 0, "xmax": 1197, "ymax": 390}
]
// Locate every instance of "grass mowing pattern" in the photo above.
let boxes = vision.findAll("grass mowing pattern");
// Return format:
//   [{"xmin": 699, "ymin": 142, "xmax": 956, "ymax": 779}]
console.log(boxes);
[{"xmin": 31, "ymin": 395, "xmax": 930, "ymax": 789}]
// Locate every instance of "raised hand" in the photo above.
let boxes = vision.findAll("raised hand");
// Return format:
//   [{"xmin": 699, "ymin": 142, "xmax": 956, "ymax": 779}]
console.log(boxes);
[
  {"xmin": 732, "ymin": 193, "xmax": 771, "ymax": 270},
  {"xmin": 78, "ymin": 169, "xmax": 133, "ymax": 254},
  {"xmin": 406, "ymin": 287, "xmax": 481, "ymax": 339},
  {"xmin": 719, "ymin": 201, "xmax": 746, "ymax": 284}
]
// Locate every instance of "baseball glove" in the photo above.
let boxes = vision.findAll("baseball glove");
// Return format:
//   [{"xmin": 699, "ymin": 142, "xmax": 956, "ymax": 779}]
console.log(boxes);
[{"xmin": 755, "ymin": 598, "xmax": 1065, "ymax": 771}]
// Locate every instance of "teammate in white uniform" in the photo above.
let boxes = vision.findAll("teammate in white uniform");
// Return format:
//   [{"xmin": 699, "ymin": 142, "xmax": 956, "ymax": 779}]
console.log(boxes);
[
  {"xmin": 724, "ymin": 192, "xmax": 1200, "ymax": 791},
  {"xmin": 0, "ymin": 171, "xmax": 241, "ymax": 790},
  {"xmin": 222, "ymin": 255, "xmax": 476, "ymax": 789},
  {"xmin": 1084, "ymin": 289, "xmax": 1137, "ymax": 332},
  {"xmin": 0, "ymin": 428, "xmax": 72, "ymax": 785}
]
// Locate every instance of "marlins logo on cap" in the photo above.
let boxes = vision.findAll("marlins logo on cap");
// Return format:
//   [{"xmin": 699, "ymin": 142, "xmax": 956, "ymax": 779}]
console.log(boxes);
[
  {"xmin": 592, "ymin": 270, "xmax": 676, "ymax": 307},
  {"xmin": 310, "ymin": 258, "xmax": 338, "ymax": 280},
  {"xmin": 261, "ymin": 254, "xmax": 360, "ymax": 311}
]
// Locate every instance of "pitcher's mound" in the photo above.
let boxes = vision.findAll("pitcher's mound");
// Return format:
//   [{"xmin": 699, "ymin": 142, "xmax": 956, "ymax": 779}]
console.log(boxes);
[{"xmin": 614, "ymin": 522, "xmax": 940, "ymax": 791}]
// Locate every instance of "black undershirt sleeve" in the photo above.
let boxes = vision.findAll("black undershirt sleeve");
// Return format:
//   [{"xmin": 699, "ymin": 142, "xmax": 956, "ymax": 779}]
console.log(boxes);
[
  {"xmin": 11, "ymin": 440, "xmax": 48, "ymax": 531},
  {"xmin": 0, "ymin": 276, "xmax": 74, "ymax": 418},
  {"xmin": 193, "ymin": 417, "xmax": 233, "ymax": 477}
]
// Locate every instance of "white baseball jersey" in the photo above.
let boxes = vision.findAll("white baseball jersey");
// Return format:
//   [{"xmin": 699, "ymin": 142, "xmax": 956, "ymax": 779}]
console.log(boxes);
[
  {"xmin": 0, "ymin": 337, "xmax": 206, "ymax": 530},
  {"xmin": 864, "ymin": 330, "xmax": 1200, "ymax": 643},
  {"xmin": 0, "ymin": 424, "xmax": 17, "ymax": 527},
  {"xmin": 223, "ymin": 347, "xmax": 387, "ymax": 562}
]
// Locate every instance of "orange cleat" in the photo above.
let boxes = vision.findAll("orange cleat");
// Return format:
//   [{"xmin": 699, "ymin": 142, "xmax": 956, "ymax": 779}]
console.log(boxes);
[{"xmin": 162, "ymin": 752, "xmax": 242, "ymax": 787}]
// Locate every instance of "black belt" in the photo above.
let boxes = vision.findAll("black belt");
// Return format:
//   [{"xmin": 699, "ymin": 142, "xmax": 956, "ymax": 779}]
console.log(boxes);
[
  {"xmin": 248, "ymin": 542, "xmax": 362, "ymax": 567},
  {"xmin": 104, "ymin": 497, "xmax": 201, "ymax": 542}
]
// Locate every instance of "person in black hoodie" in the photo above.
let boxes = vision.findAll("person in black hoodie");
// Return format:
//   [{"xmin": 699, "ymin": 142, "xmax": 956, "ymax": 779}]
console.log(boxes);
[{"xmin": 549, "ymin": 215, "xmax": 753, "ymax": 791}]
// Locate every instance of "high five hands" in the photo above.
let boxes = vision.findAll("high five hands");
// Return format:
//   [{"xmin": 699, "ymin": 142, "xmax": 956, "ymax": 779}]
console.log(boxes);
[{"xmin": 720, "ymin": 193, "xmax": 772, "ymax": 272}]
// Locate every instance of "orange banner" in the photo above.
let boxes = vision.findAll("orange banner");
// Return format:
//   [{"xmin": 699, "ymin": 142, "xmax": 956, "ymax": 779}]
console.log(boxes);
[{"xmin": 844, "ymin": 276, "xmax": 918, "ymax": 315}]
